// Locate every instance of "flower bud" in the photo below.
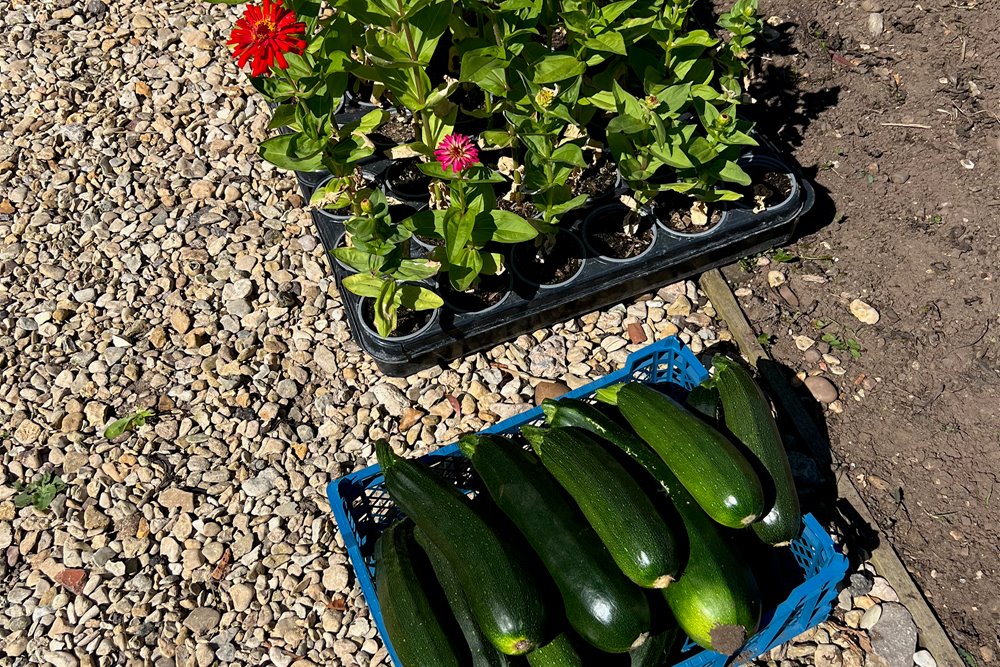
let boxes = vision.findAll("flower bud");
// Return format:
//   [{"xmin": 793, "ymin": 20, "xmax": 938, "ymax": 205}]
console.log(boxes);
[
  {"xmin": 360, "ymin": 198, "xmax": 373, "ymax": 214},
  {"xmin": 645, "ymin": 95, "xmax": 659, "ymax": 108},
  {"xmin": 535, "ymin": 87, "xmax": 557, "ymax": 108}
]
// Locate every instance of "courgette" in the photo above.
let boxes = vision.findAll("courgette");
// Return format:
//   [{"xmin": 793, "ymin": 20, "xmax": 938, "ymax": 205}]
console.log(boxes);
[
  {"xmin": 713, "ymin": 356, "xmax": 802, "ymax": 546},
  {"xmin": 629, "ymin": 625, "xmax": 678, "ymax": 667},
  {"xmin": 461, "ymin": 433, "xmax": 651, "ymax": 653},
  {"xmin": 376, "ymin": 440, "xmax": 546, "ymax": 655},
  {"xmin": 613, "ymin": 383, "xmax": 765, "ymax": 528},
  {"xmin": 414, "ymin": 527, "xmax": 509, "ymax": 667},
  {"xmin": 520, "ymin": 425, "xmax": 680, "ymax": 589},
  {"xmin": 375, "ymin": 521, "xmax": 462, "ymax": 667},
  {"xmin": 526, "ymin": 633, "xmax": 584, "ymax": 667},
  {"xmin": 541, "ymin": 398, "xmax": 761, "ymax": 655}
]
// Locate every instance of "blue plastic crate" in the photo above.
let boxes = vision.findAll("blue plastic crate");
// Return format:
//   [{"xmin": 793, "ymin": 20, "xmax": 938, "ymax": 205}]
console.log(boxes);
[{"xmin": 327, "ymin": 337, "xmax": 848, "ymax": 666}]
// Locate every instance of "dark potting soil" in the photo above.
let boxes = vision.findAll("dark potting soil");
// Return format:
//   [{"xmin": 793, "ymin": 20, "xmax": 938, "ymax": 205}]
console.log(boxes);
[
  {"xmin": 586, "ymin": 214, "xmax": 655, "ymax": 260},
  {"xmin": 361, "ymin": 300, "xmax": 433, "ymax": 338},
  {"xmin": 574, "ymin": 158, "xmax": 618, "ymax": 198},
  {"xmin": 388, "ymin": 162, "xmax": 431, "ymax": 197},
  {"xmin": 737, "ymin": 169, "xmax": 794, "ymax": 209},
  {"xmin": 496, "ymin": 196, "xmax": 540, "ymax": 219},
  {"xmin": 373, "ymin": 115, "xmax": 417, "ymax": 145},
  {"xmin": 655, "ymin": 194, "xmax": 724, "ymax": 234},
  {"xmin": 513, "ymin": 235, "xmax": 583, "ymax": 286},
  {"xmin": 445, "ymin": 272, "xmax": 511, "ymax": 312},
  {"xmin": 414, "ymin": 231, "xmax": 442, "ymax": 247}
]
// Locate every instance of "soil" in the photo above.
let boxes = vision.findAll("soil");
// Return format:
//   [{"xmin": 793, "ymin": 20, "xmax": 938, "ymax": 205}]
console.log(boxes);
[
  {"xmin": 361, "ymin": 300, "xmax": 433, "ymax": 338},
  {"xmin": 655, "ymin": 194, "xmax": 724, "ymax": 234},
  {"xmin": 386, "ymin": 161, "xmax": 431, "ymax": 199},
  {"xmin": 496, "ymin": 195, "xmax": 540, "ymax": 219},
  {"xmin": 724, "ymin": 0, "xmax": 1000, "ymax": 653},
  {"xmin": 372, "ymin": 114, "xmax": 416, "ymax": 146},
  {"xmin": 573, "ymin": 157, "xmax": 619, "ymax": 199},
  {"xmin": 512, "ymin": 234, "xmax": 583, "ymax": 286},
  {"xmin": 444, "ymin": 272, "xmax": 512, "ymax": 312},
  {"xmin": 585, "ymin": 212, "xmax": 655, "ymax": 260},
  {"xmin": 736, "ymin": 169, "xmax": 794, "ymax": 210}
]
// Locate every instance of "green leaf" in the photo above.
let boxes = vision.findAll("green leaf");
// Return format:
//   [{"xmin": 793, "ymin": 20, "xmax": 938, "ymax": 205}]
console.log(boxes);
[
  {"xmin": 259, "ymin": 134, "xmax": 324, "ymax": 171},
  {"xmin": 448, "ymin": 247, "xmax": 485, "ymax": 291},
  {"xmin": 332, "ymin": 247, "xmax": 374, "ymax": 273},
  {"xmin": 355, "ymin": 109, "xmax": 389, "ymax": 136},
  {"xmin": 550, "ymin": 143, "xmax": 587, "ymax": 168},
  {"xmin": 673, "ymin": 30, "xmax": 719, "ymax": 48},
  {"xmin": 444, "ymin": 208, "xmax": 476, "ymax": 264},
  {"xmin": 103, "ymin": 408, "xmax": 155, "ymax": 440},
  {"xmin": 481, "ymin": 130, "xmax": 514, "ymax": 148},
  {"xmin": 474, "ymin": 210, "xmax": 539, "ymax": 244},
  {"xmin": 532, "ymin": 55, "xmax": 587, "ymax": 85},
  {"xmin": 394, "ymin": 258, "xmax": 441, "ymax": 281},
  {"xmin": 374, "ymin": 279, "xmax": 398, "ymax": 338},
  {"xmin": 717, "ymin": 160, "xmax": 752, "ymax": 186},
  {"xmin": 479, "ymin": 252, "xmax": 505, "ymax": 275},
  {"xmin": 686, "ymin": 136, "xmax": 720, "ymax": 165},
  {"xmin": 267, "ymin": 104, "xmax": 298, "ymax": 130},
  {"xmin": 342, "ymin": 273, "xmax": 385, "ymax": 298},
  {"xmin": 398, "ymin": 284, "xmax": 444, "ymax": 311},
  {"xmin": 404, "ymin": 209, "xmax": 446, "ymax": 239},
  {"xmin": 460, "ymin": 47, "xmax": 510, "ymax": 97}
]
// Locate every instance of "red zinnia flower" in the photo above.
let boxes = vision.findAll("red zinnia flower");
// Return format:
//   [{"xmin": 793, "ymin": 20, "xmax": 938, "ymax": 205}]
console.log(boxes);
[
  {"xmin": 228, "ymin": 0, "xmax": 307, "ymax": 78},
  {"xmin": 435, "ymin": 134, "xmax": 480, "ymax": 174}
]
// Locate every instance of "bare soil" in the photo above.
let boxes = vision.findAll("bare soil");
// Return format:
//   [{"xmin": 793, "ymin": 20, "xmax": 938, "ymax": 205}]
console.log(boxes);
[
  {"xmin": 655, "ymin": 194, "xmax": 725, "ymax": 233},
  {"xmin": 444, "ymin": 272, "xmax": 512, "ymax": 312},
  {"xmin": 727, "ymin": 0, "xmax": 1000, "ymax": 654},
  {"xmin": 573, "ymin": 156, "xmax": 619, "ymax": 199},
  {"xmin": 512, "ymin": 234, "xmax": 583, "ymax": 286},
  {"xmin": 585, "ymin": 213, "xmax": 655, "ymax": 260}
]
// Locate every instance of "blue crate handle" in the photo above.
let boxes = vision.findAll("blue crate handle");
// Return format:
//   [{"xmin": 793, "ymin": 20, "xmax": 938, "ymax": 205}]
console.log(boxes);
[{"xmin": 326, "ymin": 336, "xmax": 847, "ymax": 667}]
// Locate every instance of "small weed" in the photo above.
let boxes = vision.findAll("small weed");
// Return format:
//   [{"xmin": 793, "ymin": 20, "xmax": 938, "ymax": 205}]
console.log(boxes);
[
  {"xmin": 771, "ymin": 248, "xmax": 798, "ymax": 263},
  {"xmin": 757, "ymin": 333, "xmax": 776, "ymax": 349},
  {"xmin": 14, "ymin": 473, "xmax": 66, "ymax": 511},
  {"xmin": 958, "ymin": 647, "xmax": 978, "ymax": 667},
  {"xmin": 821, "ymin": 332, "xmax": 863, "ymax": 359},
  {"xmin": 104, "ymin": 408, "xmax": 155, "ymax": 440},
  {"xmin": 929, "ymin": 214, "xmax": 944, "ymax": 225}
]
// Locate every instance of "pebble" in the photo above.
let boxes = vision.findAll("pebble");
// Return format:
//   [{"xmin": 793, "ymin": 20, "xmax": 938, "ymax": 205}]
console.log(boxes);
[
  {"xmin": 913, "ymin": 650, "xmax": 936, "ymax": 667},
  {"xmin": 667, "ymin": 295, "xmax": 692, "ymax": 317},
  {"xmin": 850, "ymin": 299, "xmax": 880, "ymax": 325},
  {"xmin": 867, "ymin": 12, "xmax": 884, "ymax": 36},
  {"xmin": 869, "ymin": 603, "xmax": 917, "ymax": 667},
  {"xmin": 767, "ymin": 270, "xmax": 786, "ymax": 288},
  {"xmin": 184, "ymin": 607, "xmax": 222, "ymax": 635},
  {"xmin": 795, "ymin": 335, "xmax": 816, "ymax": 351},
  {"xmin": 534, "ymin": 381, "xmax": 569, "ymax": 405},
  {"xmin": 805, "ymin": 376, "xmax": 839, "ymax": 403},
  {"xmin": 229, "ymin": 583, "xmax": 254, "ymax": 612}
]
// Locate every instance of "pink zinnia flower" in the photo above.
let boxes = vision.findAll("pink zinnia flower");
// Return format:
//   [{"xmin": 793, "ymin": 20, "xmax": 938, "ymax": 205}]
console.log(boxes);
[{"xmin": 435, "ymin": 134, "xmax": 479, "ymax": 174}]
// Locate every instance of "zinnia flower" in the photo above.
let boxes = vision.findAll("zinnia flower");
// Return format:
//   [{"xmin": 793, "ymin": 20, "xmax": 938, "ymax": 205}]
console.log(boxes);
[
  {"xmin": 435, "ymin": 134, "xmax": 480, "ymax": 174},
  {"xmin": 228, "ymin": 0, "xmax": 307, "ymax": 78}
]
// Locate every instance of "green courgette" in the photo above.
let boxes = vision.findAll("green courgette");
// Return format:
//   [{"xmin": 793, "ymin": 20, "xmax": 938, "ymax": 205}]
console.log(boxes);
[
  {"xmin": 520, "ymin": 425, "xmax": 680, "ymax": 589},
  {"xmin": 612, "ymin": 383, "xmax": 765, "ymax": 528},
  {"xmin": 526, "ymin": 633, "xmax": 584, "ymax": 667},
  {"xmin": 376, "ymin": 440, "xmax": 546, "ymax": 655},
  {"xmin": 461, "ymin": 433, "xmax": 651, "ymax": 653},
  {"xmin": 414, "ymin": 527, "xmax": 509, "ymax": 667},
  {"xmin": 713, "ymin": 356, "xmax": 802, "ymax": 546},
  {"xmin": 375, "ymin": 521, "xmax": 462, "ymax": 667},
  {"xmin": 541, "ymin": 398, "xmax": 761, "ymax": 655}
]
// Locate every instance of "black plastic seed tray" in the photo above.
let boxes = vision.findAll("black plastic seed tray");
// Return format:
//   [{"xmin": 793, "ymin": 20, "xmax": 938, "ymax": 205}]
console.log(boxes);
[{"xmin": 293, "ymin": 129, "xmax": 814, "ymax": 377}]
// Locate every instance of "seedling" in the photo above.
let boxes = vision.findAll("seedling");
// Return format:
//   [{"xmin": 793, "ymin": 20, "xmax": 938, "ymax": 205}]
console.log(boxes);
[
  {"xmin": 821, "ymin": 332, "xmax": 862, "ymax": 359},
  {"xmin": 13, "ymin": 473, "xmax": 66, "ymax": 511},
  {"xmin": 104, "ymin": 408, "xmax": 156, "ymax": 439}
]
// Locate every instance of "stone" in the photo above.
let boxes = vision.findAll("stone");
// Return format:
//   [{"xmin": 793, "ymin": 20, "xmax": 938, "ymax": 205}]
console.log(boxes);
[
  {"xmin": 860, "ymin": 603, "xmax": 882, "ymax": 630},
  {"xmin": 534, "ymin": 381, "xmax": 569, "ymax": 405},
  {"xmin": 229, "ymin": 583, "xmax": 254, "ymax": 612},
  {"xmin": 804, "ymin": 376, "xmax": 838, "ymax": 403},
  {"xmin": 870, "ymin": 576, "xmax": 899, "ymax": 601},
  {"xmin": 869, "ymin": 602, "xmax": 917, "ymax": 667},
  {"xmin": 867, "ymin": 12, "xmax": 884, "ymax": 36},
  {"xmin": 159, "ymin": 488, "xmax": 195, "ymax": 513},
  {"xmin": 847, "ymin": 571, "xmax": 874, "ymax": 596},
  {"xmin": 794, "ymin": 335, "xmax": 815, "ymax": 351},
  {"xmin": 767, "ymin": 270, "xmax": 786, "ymax": 288},
  {"xmin": 815, "ymin": 644, "xmax": 843, "ymax": 667},
  {"xmin": 14, "ymin": 419, "xmax": 42, "ymax": 445},
  {"xmin": 850, "ymin": 299, "xmax": 880, "ymax": 325},
  {"xmin": 170, "ymin": 310, "xmax": 192, "ymax": 334},
  {"xmin": 190, "ymin": 181, "xmax": 215, "ymax": 199},
  {"xmin": 913, "ymin": 650, "xmax": 936, "ymax": 667},
  {"xmin": 666, "ymin": 295, "xmax": 692, "ymax": 317},
  {"xmin": 242, "ymin": 474, "xmax": 274, "ymax": 498},
  {"xmin": 371, "ymin": 383, "xmax": 409, "ymax": 417},
  {"xmin": 84, "ymin": 506, "xmax": 110, "ymax": 530},
  {"xmin": 528, "ymin": 335, "xmax": 568, "ymax": 379},
  {"xmin": 323, "ymin": 564, "xmax": 349, "ymax": 590},
  {"xmin": 183, "ymin": 607, "xmax": 221, "ymax": 635},
  {"xmin": 55, "ymin": 568, "xmax": 87, "ymax": 594},
  {"xmin": 276, "ymin": 379, "xmax": 298, "ymax": 399}
]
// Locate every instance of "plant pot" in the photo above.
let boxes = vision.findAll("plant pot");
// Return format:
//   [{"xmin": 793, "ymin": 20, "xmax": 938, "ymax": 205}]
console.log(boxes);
[
  {"xmin": 653, "ymin": 196, "xmax": 729, "ymax": 239},
  {"xmin": 312, "ymin": 173, "xmax": 380, "ymax": 224},
  {"xmin": 509, "ymin": 231, "xmax": 587, "ymax": 289},
  {"xmin": 582, "ymin": 204, "xmax": 658, "ymax": 263},
  {"xmin": 356, "ymin": 293, "xmax": 440, "ymax": 341},
  {"xmin": 384, "ymin": 159, "xmax": 432, "ymax": 204},
  {"xmin": 370, "ymin": 110, "xmax": 417, "ymax": 152},
  {"xmin": 332, "ymin": 230, "xmax": 355, "ymax": 273},
  {"xmin": 441, "ymin": 270, "xmax": 514, "ymax": 314},
  {"xmin": 576, "ymin": 157, "xmax": 623, "ymax": 204},
  {"xmin": 732, "ymin": 156, "xmax": 798, "ymax": 212}
]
